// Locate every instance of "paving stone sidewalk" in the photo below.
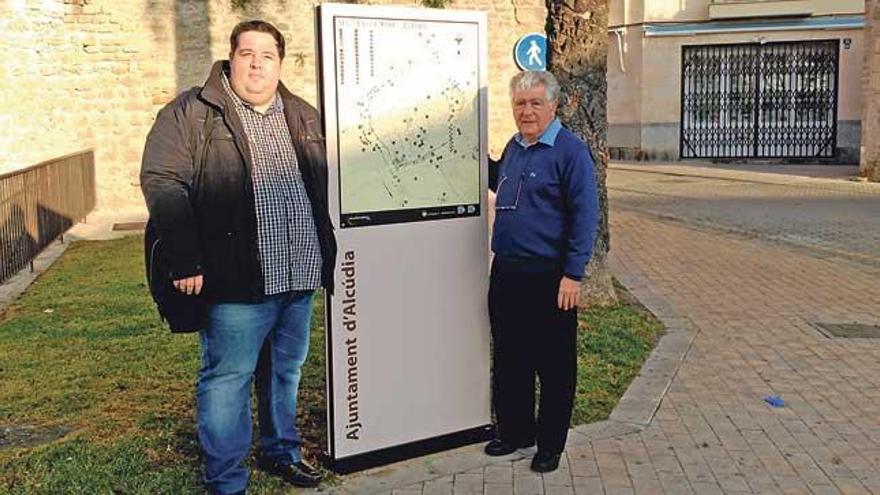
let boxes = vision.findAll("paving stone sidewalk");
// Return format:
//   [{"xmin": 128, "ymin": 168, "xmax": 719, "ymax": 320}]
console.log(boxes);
[
  {"xmin": 608, "ymin": 162, "xmax": 880, "ymax": 268},
  {"xmin": 334, "ymin": 166, "xmax": 880, "ymax": 494}
]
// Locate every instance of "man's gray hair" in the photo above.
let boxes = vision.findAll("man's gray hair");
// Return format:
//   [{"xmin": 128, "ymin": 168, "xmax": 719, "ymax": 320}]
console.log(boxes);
[{"xmin": 509, "ymin": 71, "xmax": 561, "ymax": 103}]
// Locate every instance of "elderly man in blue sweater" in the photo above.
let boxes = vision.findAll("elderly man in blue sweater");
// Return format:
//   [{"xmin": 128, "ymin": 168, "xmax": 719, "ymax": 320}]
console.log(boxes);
[{"xmin": 485, "ymin": 70, "xmax": 599, "ymax": 473}]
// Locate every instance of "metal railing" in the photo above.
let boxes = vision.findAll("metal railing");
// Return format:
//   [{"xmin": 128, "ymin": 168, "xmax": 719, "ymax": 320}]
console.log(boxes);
[{"xmin": 0, "ymin": 150, "xmax": 96, "ymax": 284}]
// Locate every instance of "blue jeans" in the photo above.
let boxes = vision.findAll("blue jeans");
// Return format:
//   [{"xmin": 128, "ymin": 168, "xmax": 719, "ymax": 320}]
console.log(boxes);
[{"xmin": 196, "ymin": 290, "xmax": 315, "ymax": 495}]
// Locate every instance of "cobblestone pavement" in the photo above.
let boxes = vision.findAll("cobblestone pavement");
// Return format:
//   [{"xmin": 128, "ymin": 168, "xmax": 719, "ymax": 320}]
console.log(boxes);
[
  {"xmin": 608, "ymin": 163, "xmax": 880, "ymax": 268},
  {"xmin": 330, "ymin": 163, "xmax": 880, "ymax": 494}
]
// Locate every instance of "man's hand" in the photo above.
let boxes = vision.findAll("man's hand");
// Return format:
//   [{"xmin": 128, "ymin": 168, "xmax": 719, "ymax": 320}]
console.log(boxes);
[
  {"xmin": 557, "ymin": 276, "xmax": 580, "ymax": 311},
  {"xmin": 173, "ymin": 275, "xmax": 203, "ymax": 296}
]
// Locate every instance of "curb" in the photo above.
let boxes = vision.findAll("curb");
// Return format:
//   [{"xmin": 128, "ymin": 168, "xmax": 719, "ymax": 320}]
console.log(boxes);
[
  {"xmin": 0, "ymin": 240, "xmax": 69, "ymax": 313},
  {"xmin": 0, "ymin": 210, "xmax": 146, "ymax": 314},
  {"xmin": 609, "ymin": 162, "xmax": 879, "ymax": 191}
]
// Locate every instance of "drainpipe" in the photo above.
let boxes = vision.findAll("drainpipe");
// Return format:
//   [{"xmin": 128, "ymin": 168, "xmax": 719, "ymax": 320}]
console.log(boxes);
[{"xmin": 611, "ymin": 27, "xmax": 627, "ymax": 73}]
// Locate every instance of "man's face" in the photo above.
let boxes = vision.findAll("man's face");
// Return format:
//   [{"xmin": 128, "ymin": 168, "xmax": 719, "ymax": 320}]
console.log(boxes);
[
  {"xmin": 512, "ymin": 84, "xmax": 557, "ymax": 144},
  {"xmin": 229, "ymin": 30, "xmax": 282, "ymax": 107}
]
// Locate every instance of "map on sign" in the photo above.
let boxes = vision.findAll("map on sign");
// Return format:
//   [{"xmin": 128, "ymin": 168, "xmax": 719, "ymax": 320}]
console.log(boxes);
[{"xmin": 333, "ymin": 17, "xmax": 480, "ymax": 226}]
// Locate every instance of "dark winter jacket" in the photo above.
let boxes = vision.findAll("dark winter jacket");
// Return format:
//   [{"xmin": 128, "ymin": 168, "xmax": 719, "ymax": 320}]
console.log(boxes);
[{"xmin": 140, "ymin": 61, "xmax": 336, "ymax": 302}]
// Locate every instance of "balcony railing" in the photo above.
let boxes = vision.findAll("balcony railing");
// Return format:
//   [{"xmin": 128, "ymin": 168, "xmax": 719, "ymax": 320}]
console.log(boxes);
[{"xmin": 0, "ymin": 150, "xmax": 96, "ymax": 284}]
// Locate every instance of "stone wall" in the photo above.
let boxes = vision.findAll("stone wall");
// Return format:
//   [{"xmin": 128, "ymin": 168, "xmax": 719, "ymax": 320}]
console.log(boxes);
[
  {"xmin": 0, "ymin": 0, "xmax": 546, "ymax": 211},
  {"xmin": 862, "ymin": 0, "xmax": 880, "ymax": 181}
]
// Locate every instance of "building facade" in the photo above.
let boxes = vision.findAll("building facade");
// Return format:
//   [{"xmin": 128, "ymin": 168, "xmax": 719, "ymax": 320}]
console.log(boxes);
[
  {"xmin": 0, "ymin": 0, "xmax": 546, "ymax": 211},
  {"xmin": 607, "ymin": 0, "xmax": 865, "ymax": 163}
]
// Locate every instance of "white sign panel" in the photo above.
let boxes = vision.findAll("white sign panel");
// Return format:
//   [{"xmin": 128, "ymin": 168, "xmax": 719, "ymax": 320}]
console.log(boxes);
[{"xmin": 316, "ymin": 3, "xmax": 491, "ymax": 462}]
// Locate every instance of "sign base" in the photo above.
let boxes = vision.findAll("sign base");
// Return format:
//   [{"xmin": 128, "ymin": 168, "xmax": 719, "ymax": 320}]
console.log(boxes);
[{"xmin": 322, "ymin": 424, "xmax": 494, "ymax": 474}]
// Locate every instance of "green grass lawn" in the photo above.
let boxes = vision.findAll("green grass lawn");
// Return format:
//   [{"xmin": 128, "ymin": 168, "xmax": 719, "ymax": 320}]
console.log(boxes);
[{"xmin": 0, "ymin": 236, "xmax": 662, "ymax": 494}]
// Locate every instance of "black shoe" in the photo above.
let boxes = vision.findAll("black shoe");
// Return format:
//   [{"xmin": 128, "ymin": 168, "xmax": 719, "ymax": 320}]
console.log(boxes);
[
  {"xmin": 484, "ymin": 438, "xmax": 535, "ymax": 456},
  {"xmin": 531, "ymin": 451, "xmax": 561, "ymax": 473},
  {"xmin": 257, "ymin": 458, "xmax": 322, "ymax": 488}
]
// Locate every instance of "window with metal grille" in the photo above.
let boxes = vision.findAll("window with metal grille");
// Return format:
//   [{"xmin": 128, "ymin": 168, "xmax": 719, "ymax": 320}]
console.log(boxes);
[{"xmin": 680, "ymin": 40, "xmax": 839, "ymax": 160}]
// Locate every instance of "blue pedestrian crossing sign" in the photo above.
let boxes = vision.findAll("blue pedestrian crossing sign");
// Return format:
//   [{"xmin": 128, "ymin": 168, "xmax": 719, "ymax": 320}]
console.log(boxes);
[{"xmin": 514, "ymin": 32, "xmax": 547, "ymax": 71}]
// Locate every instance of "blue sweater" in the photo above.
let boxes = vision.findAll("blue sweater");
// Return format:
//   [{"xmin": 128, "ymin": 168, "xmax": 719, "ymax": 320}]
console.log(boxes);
[{"xmin": 491, "ymin": 119, "xmax": 599, "ymax": 280}]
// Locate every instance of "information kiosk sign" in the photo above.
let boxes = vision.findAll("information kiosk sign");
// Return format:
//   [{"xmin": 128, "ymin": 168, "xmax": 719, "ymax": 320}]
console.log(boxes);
[{"xmin": 316, "ymin": 3, "xmax": 491, "ymax": 466}]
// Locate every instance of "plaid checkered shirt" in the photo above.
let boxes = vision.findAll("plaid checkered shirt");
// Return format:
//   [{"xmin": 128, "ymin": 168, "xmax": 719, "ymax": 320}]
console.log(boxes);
[{"xmin": 222, "ymin": 73, "xmax": 323, "ymax": 294}]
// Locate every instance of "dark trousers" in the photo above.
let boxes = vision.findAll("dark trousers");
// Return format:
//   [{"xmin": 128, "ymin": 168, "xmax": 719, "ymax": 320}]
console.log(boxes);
[{"xmin": 488, "ymin": 260, "xmax": 577, "ymax": 455}]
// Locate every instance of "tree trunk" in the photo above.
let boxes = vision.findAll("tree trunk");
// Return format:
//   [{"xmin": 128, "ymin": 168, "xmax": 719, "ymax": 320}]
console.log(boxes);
[{"xmin": 546, "ymin": 0, "xmax": 616, "ymax": 306}]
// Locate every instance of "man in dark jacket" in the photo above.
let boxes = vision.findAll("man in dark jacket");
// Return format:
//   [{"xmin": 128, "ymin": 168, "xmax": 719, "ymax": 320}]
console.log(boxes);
[{"xmin": 140, "ymin": 20, "xmax": 336, "ymax": 495}]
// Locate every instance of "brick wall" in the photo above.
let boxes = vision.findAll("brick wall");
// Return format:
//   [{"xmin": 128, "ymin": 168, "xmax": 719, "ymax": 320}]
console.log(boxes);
[
  {"xmin": 0, "ymin": 0, "xmax": 546, "ymax": 211},
  {"xmin": 862, "ymin": 0, "xmax": 880, "ymax": 181}
]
